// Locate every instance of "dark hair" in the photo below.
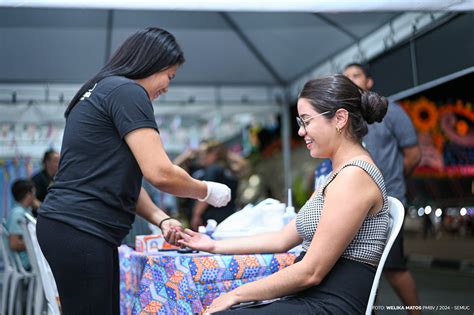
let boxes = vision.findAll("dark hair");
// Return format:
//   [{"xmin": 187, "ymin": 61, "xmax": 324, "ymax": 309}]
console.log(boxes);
[
  {"xmin": 344, "ymin": 62, "xmax": 371, "ymax": 78},
  {"xmin": 65, "ymin": 27, "xmax": 185, "ymax": 117},
  {"xmin": 11, "ymin": 179, "xmax": 35, "ymax": 202},
  {"xmin": 206, "ymin": 141, "xmax": 228, "ymax": 162},
  {"xmin": 299, "ymin": 74, "xmax": 388, "ymax": 140},
  {"xmin": 203, "ymin": 140, "xmax": 234, "ymax": 174},
  {"xmin": 42, "ymin": 149, "xmax": 58, "ymax": 165}
]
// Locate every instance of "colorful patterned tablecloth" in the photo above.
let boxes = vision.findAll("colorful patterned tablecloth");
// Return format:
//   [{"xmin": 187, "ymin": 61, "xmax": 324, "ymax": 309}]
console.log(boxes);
[{"xmin": 119, "ymin": 245, "xmax": 298, "ymax": 315}]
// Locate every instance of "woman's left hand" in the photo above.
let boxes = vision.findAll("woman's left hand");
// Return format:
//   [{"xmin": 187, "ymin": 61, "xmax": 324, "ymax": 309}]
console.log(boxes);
[
  {"xmin": 161, "ymin": 218, "xmax": 183, "ymax": 245},
  {"xmin": 204, "ymin": 292, "xmax": 238, "ymax": 314}
]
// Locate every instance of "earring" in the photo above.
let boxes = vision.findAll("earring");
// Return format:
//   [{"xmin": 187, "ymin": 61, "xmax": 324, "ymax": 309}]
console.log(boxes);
[{"xmin": 336, "ymin": 127, "xmax": 342, "ymax": 134}]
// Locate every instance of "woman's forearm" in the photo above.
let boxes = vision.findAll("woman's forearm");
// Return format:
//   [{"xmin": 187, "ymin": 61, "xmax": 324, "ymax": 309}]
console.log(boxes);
[
  {"xmin": 231, "ymin": 262, "xmax": 316, "ymax": 303},
  {"xmin": 124, "ymin": 129, "xmax": 208, "ymax": 201},
  {"xmin": 135, "ymin": 187, "xmax": 168, "ymax": 226},
  {"xmin": 149, "ymin": 164, "xmax": 207, "ymax": 200},
  {"xmin": 212, "ymin": 231, "xmax": 287, "ymax": 255}
]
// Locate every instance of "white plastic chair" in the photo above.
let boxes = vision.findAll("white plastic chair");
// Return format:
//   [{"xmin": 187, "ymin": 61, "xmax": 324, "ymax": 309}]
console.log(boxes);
[
  {"xmin": 21, "ymin": 213, "xmax": 61, "ymax": 315},
  {"xmin": 365, "ymin": 196, "xmax": 405, "ymax": 315},
  {"xmin": 1, "ymin": 223, "xmax": 36, "ymax": 315},
  {"xmin": 12, "ymin": 251, "xmax": 36, "ymax": 315},
  {"xmin": 0, "ymin": 224, "xmax": 15, "ymax": 315}
]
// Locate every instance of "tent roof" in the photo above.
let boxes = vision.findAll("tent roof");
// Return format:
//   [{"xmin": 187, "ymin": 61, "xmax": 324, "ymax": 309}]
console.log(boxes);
[
  {"xmin": 1, "ymin": 0, "xmax": 472, "ymax": 12},
  {"xmin": 0, "ymin": 7, "xmax": 401, "ymax": 85}
]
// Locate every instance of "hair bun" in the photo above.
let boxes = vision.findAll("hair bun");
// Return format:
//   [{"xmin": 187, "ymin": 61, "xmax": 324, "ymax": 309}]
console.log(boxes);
[{"xmin": 360, "ymin": 91, "xmax": 388, "ymax": 124}]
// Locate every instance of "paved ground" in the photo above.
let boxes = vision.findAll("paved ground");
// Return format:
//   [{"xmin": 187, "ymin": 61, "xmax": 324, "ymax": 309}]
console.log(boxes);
[
  {"xmin": 405, "ymin": 234, "xmax": 474, "ymax": 261},
  {"xmin": 376, "ymin": 264, "xmax": 474, "ymax": 314},
  {"xmin": 375, "ymin": 232, "xmax": 474, "ymax": 314}
]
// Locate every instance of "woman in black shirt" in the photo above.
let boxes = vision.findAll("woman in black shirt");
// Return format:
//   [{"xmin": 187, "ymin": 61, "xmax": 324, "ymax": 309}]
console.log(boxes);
[{"xmin": 37, "ymin": 28, "xmax": 231, "ymax": 315}]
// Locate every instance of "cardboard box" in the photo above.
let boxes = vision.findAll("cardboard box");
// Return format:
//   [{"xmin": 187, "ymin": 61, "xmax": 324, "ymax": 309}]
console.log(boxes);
[{"xmin": 135, "ymin": 234, "xmax": 179, "ymax": 253}]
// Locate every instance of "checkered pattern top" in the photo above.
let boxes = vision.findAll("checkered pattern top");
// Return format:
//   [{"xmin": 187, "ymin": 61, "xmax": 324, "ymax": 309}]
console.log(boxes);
[{"xmin": 296, "ymin": 160, "xmax": 389, "ymax": 266}]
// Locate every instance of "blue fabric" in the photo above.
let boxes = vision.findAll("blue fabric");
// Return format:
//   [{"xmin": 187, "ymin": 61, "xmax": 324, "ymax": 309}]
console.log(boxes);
[
  {"xmin": 314, "ymin": 159, "xmax": 333, "ymax": 191},
  {"xmin": 5, "ymin": 203, "xmax": 31, "ymax": 270}
]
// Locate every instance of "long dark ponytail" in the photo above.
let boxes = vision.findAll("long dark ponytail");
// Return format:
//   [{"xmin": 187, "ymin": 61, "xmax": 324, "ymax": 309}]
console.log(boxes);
[{"xmin": 65, "ymin": 27, "xmax": 185, "ymax": 117}]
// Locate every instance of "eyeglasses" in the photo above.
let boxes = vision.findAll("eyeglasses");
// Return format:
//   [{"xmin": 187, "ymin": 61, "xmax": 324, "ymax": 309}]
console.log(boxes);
[{"xmin": 296, "ymin": 111, "xmax": 330, "ymax": 130}]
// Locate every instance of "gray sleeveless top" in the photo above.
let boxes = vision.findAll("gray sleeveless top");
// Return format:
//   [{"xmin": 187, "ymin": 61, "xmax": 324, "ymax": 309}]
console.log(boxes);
[{"xmin": 296, "ymin": 160, "xmax": 389, "ymax": 266}]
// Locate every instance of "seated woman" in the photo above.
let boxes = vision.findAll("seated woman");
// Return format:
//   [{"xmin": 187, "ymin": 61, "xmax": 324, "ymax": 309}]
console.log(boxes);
[{"xmin": 179, "ymin": 74, "xmax": 390, "ymax": 314}]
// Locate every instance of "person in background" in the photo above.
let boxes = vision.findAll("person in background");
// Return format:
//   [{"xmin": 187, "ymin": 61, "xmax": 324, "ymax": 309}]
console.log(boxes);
[
  {"xmin": 173, "ymin": 141, "xmax": 208, "ymax": 226},
  {"xmin": 191, "ymin": 141, "xmax": 239, "ymax": 230},
  {"xmin": 6, "ymin": 179, "xmax": 36, "ymax": 270},
  {"xmin": 179, "ymin": 74, "xmax": 389, "ymax": 314},
  {"xmin": 36, "ymin": 27, "xmax": 231, "ymax": 315},
  {"xmin": 313, "ymin": 159, "xmax": 333, "ymax": 192},
  {"xmin": 175, "ymin": 140, "xmax": 248, "ymax": 229},
  {"xmin": 344, "ymin": 62, "xmax": 422, "ymax": 314},
  {"xmin": 31, "ymin": 149, "xmax": 59, "ymax": 202},
  {"xmin": 227, "ymin": 149, "xmax": 250, "ymax": 179},
  {"xmin": 30, "ymin": 149, "xmax": 59, "ymax": 216}
]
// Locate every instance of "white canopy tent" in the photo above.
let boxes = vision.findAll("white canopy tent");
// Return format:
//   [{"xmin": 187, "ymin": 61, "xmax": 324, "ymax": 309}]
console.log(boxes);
[
  {"xmin": 0, "ymin": 0, "xmax": 472, "ymax": 191},
  {"xmin": 1, "ymin": 0, "xmax": 473, "ymax": 11}
]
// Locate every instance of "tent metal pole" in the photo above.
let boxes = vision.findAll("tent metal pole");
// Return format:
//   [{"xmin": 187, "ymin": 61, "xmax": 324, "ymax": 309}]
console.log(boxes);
[
  {"xmin": 388, "ymin": 66, "xmax": 473, "ymax": 101},
  {"xmin": 280, "ymin": 92, "xmax": 292, "ymax": 197},
  {"xmin": 220, "ymin": 12, "xmax": 285, "ymax": 85},
  {"xmin": 409, "ymin": 38, "xmax": 419, "ymax": 86},
  {"xmin": 313, "ymin": 13, "xmax": 359, "ymax": 41},
  {"xmin": 104, "ymin": 10, "xmax": 114, "ymax": 64}
]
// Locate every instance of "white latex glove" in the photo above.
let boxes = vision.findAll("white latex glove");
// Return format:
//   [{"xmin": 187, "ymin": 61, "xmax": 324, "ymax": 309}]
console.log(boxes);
[{"xmin": 198, "ymin": 181, "xmax": 231, "ymax": 207}]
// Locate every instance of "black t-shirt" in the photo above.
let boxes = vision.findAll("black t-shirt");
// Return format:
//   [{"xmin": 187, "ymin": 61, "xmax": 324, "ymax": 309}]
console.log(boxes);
[
  {"xmin": 38, "ymin": 76, "xmax": 158, "ymax": 245},
  {"xmin": 32, "ymin": 169, "xmax": 53, "ymax": 202}
]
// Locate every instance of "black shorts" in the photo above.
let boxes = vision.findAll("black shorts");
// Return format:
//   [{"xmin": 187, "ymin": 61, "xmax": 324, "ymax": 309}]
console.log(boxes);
[{"xmin": 383, "ymin": 230, "xmax": 407, "ymax": 271}]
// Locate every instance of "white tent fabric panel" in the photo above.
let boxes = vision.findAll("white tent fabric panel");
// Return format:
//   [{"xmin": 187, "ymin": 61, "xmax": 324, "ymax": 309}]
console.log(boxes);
[
  {"xmin": 317, "ymin": 12, "xmax": 398, "ymax": 38},
  {"xmin": 0, "ymin": 8, "xmax": 402, "ymax": 85},
  {"xmin": 227, "ymin": 12, "xmax": 355, "ymax": 81},
  {"xmin": 111, "ymin": 11, "xmax": 279, "ymax": 85},
  {"xmin": 0, "ymin": 8, "xmax": 109, "ymax": 82},
  {"xmin": 1, "ymin": 0, "xmax": 472, "ymax": 12}
]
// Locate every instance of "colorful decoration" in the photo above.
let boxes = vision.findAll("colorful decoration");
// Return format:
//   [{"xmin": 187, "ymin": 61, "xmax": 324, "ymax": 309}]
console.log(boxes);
[
  {"xmin": 408, "ymin": 97, "xmax": 439, "ymax": 133},
  {"xmin": 400, "ymin": 97, "xmax": 473, "ymax": 176},
  {"xmin": 119, "ymin": 246, "xmax": 297, "ymax": 315}
]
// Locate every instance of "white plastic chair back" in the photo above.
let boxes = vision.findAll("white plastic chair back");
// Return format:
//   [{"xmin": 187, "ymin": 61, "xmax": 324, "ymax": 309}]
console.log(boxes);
[
  {"xmin": 0, "ymin": 225, "xmax": 16, "ymax": 315},
  {"xmin": 365, "ymin": 196, "xmax": 405, "ymax": 315},
  {"xmin": 1, "ymin": 221, "xmax": 35, "ymax": 315},
  {"xmin": 21, "ymin": 213, "xmax": 61, "ymax": 315},
  {"xmin": 12, "ymin": 250, "xmax": 36, "ymax": 315}
]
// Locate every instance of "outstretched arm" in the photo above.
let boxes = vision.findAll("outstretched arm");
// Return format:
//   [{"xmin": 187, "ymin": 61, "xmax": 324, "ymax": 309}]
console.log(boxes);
[
  {"xmin": 179, "ymin": 218, "xmax": 302, "ymax": 254},
  {"xmin": 125, "ymin": 129, "xmax": 207, "ymax": 199},
  {"xmin": 125, "ymin": 128, "xmax": 231, "ymax": 209}
]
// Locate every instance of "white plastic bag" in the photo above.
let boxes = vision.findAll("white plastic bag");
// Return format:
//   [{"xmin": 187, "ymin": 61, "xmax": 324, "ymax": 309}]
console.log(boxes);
[{"xmin": 212, "ymin": 198, "xmax": 286, "ymax": 239}]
